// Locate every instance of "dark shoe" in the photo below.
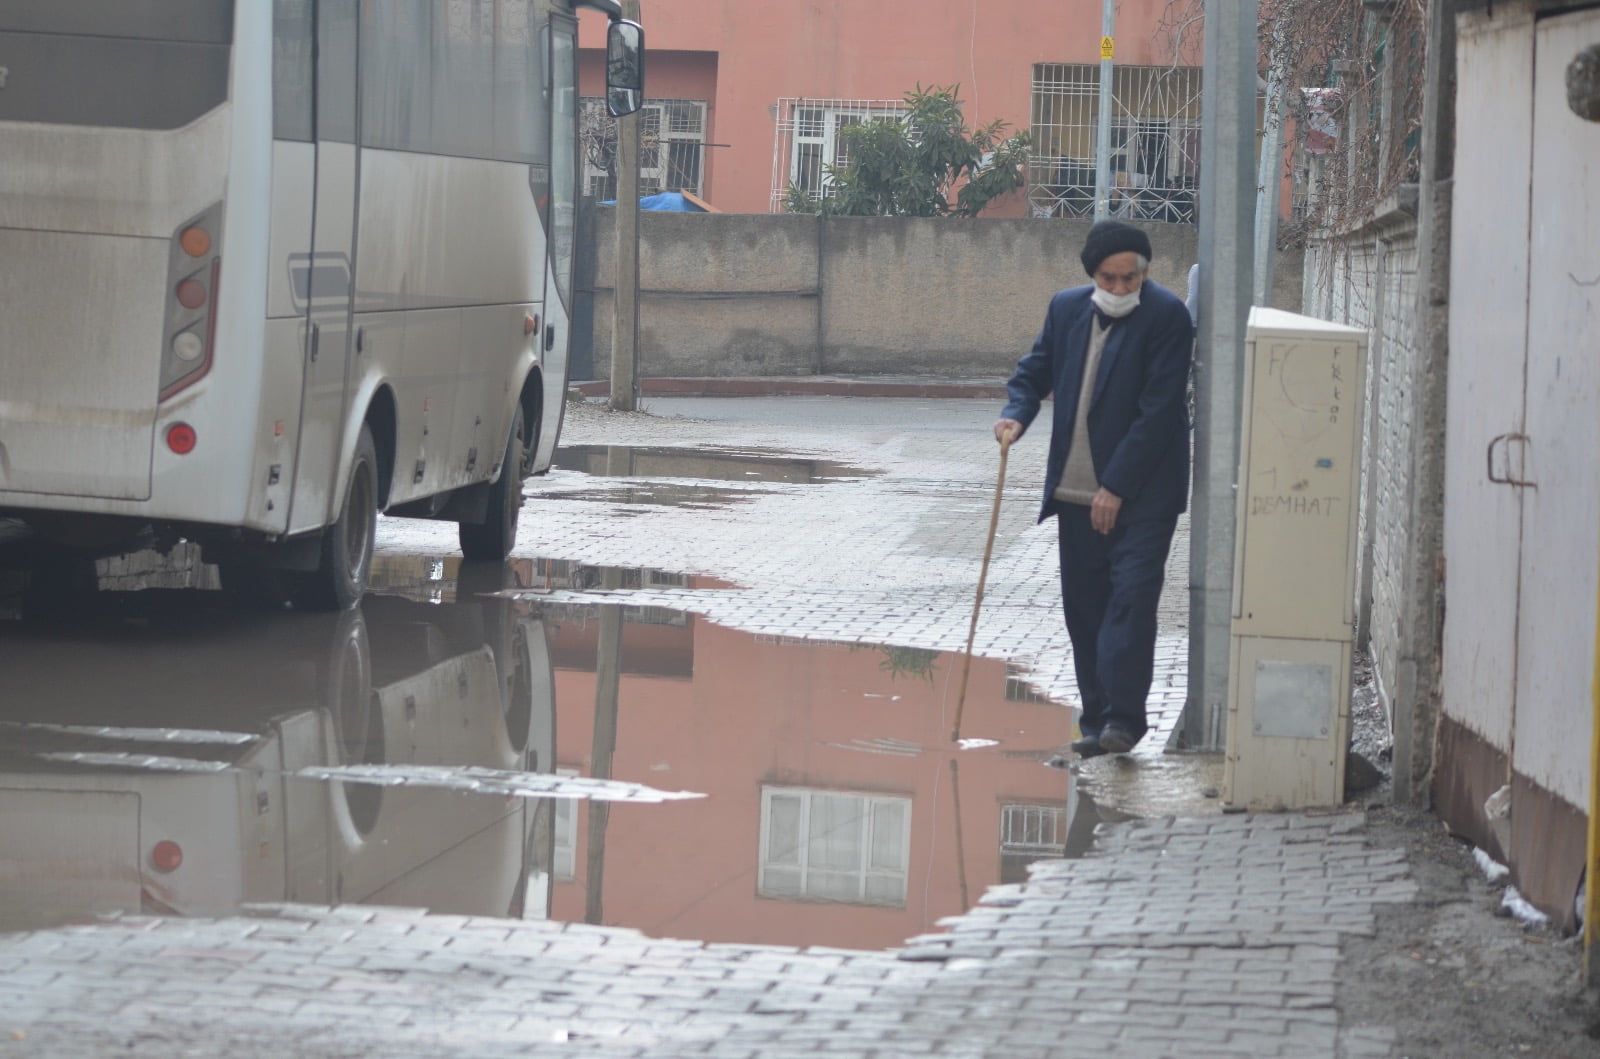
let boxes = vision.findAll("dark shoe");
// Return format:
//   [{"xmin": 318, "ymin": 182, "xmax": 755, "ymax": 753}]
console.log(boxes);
[
  {"xmin": 1070, "ymin": 734, "xmax": 1107, "ymax": 758},
  {"xmin": 1097, "ymin": 726, "xmax": 1138, "ymax": 754}
]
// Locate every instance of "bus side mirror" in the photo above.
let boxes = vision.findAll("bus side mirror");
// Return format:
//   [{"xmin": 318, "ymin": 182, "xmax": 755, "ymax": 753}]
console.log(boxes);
[{"xmin": 605, "ymin": 20, "xmax": 644, "ymax": 118}]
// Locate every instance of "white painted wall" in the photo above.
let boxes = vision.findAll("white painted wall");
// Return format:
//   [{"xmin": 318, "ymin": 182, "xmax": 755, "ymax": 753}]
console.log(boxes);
[
  {"xmin": 1511, "ymin": 8, "xmax": 1600, "ymax": 809},
  {"xmin": 1439, "ymin": 8, "xmax": 1536, "ymax": 753}
]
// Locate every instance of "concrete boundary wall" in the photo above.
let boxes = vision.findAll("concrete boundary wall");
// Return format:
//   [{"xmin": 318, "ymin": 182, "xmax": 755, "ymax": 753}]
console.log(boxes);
[{"xmin": 588, "ymin": 212, "xmax": 1304, "ymax": 379}]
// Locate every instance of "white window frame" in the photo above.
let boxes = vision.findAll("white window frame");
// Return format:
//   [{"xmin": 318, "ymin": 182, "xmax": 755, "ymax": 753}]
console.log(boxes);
[
  {"xmin": 757, "ymin": 785, "xmax": 911, "ymax": 907},
  {"xmin": 1000, "ymin": 803, "xmax": 1068, "ymax": 855},
  {"xmin": 772, "ymin": 98, "xmax": 906, "ymax": 210}
]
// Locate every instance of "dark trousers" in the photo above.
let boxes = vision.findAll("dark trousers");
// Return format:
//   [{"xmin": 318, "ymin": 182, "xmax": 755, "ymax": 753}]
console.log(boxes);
[{"xmin": 1055, "ymin": 506, "xmax": 1178, "ymax": 742}]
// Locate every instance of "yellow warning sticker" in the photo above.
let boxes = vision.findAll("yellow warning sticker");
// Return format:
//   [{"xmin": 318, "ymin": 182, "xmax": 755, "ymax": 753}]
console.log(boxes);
[{"xmin": 1100, "ymin": 36, "xmax": 1115, "ymax": 60}]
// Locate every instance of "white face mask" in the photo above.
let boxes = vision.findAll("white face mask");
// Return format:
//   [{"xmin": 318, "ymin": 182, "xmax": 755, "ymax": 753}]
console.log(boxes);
[{"xmin": 1091, "ymin": 286, "xmax": 1142, "ymax": 318}]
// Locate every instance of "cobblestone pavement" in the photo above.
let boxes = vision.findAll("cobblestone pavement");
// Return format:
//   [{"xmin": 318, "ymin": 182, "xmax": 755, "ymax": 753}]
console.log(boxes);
[
  {"xmin": 0, "ymin": 396, "xmax": 1423, "ymax": 1058},
  {"xmin": 389, "ymin": 397, "xmax": 1191, "ymax": 742}
]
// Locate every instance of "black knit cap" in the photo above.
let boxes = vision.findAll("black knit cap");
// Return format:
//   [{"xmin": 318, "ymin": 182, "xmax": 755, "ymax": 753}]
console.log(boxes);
[{"xmin": 1080, "ymin": 220, "xmax": 1154, "ymax": 276}]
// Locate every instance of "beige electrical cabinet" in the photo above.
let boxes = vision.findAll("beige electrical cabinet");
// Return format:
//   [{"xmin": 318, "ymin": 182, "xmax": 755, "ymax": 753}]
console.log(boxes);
[{"xmin": 1224, "ymin": 308, "xmax": 1368, "ymax": 810}]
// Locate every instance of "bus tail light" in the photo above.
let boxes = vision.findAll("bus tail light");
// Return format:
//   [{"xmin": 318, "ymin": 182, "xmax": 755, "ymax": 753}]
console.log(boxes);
[
  {"xmin": 179, "ymin": 226, "xmax": 211, "ymax": 257},
  {"xmin": 175, "ymin": 277, "xmax": 208, "ymax": 310},
  {"xmin": 160, "ymin": 204, "xmax": 223, "ymax": 401},
  {"xmin": 166, "ymin": 423, "xmax": 197, "ymax": 455},
  {"xmin": 150, "ymin": 840, "xmax": 184, "ymax": 873}
]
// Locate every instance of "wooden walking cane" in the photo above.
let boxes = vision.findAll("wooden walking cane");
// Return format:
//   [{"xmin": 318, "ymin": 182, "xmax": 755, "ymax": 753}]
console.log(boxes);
[{"xmin": 951, "ymin": 433, "xmax": 1011, "ymax": 742}]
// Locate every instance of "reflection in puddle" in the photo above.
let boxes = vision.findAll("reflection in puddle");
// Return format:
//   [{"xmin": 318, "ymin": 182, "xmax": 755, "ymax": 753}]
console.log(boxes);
[
  {"xmin": 0, "ymin": 554, "xmax": 1083, "ymax": 954},
  {"xmin": 538, "ymin": 446, "xmax": 877, "ymax": 512},
  {"xmin": 1056, "ymin": 781, "xmax": 1136, "ymax": 860},
  {"xmin": 0, "ymin": 558, "xmax": 556, "ymax": 932},
  {"xmin": 556, "ymin": 445, "xmax": 874, "ymax": 484},
  {"xmin": 536, "ymin": 593, "xmax": 1077, "ymax": 951},
  {"xmin": 550, "ymin": 484, "xmax": 763, "ymax": 509},
  {"xmin": 298, "ymin": 763, "xmax": 702, "ymax": 803}
]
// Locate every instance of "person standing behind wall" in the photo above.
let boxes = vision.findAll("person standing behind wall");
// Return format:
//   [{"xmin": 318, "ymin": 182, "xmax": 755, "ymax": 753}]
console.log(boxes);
[{"xmin": 993, "ymin": 221, "xmax": 1195, "ymax": 756}]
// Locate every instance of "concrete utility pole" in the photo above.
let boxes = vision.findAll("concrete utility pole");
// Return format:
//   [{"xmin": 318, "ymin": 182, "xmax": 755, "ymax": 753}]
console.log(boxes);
[
  {"xmin": 1254, "ymin": 31, "xmax": 1287, "ymax": 307},
  {"xmin": 609, "ymin": 0, "xmax": 642, "ymax": 411},
  {"xmin": 1182, "ymin": 0, "xmax": 1257, "ymax": 751},
  {"xmin": 1389, "ymin": 0, "xmax": 1457, "ymax": 809},
  {"xmin": 1093, "ymin": 0, "xmax": 1116, "ymax": 220},
  {"xmin": 584, "ymin": 560, "xmax": 625, "ymax": 924}
]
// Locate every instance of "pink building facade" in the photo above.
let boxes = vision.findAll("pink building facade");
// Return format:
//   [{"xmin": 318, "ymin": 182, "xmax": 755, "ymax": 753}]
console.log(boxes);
[{"xmin": 579, "ymin": 0, "xmax": 1206, "ymax": 219}]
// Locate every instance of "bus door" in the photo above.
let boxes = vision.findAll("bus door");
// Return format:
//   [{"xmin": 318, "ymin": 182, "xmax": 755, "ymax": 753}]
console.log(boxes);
[
  {"xmin": 286, "ymin": 0, "xmax": 360, "ymax": 535},
  {"xmin": 534, "ymin": 15, "xmax": 580, "ymax": 474}
]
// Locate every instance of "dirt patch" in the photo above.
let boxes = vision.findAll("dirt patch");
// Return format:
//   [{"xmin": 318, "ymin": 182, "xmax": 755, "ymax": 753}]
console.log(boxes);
[
  {"xmin": 1340, "ymin": 800, "xmax": 1598, "ymax": 1057},
  {"xmin": 1339, "ymin": 651, "xmax": 1599, "ymax": 1055}
]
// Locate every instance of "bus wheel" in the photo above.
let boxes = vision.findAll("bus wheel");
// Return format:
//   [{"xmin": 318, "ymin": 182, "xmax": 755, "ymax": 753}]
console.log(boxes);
[
  {"xmin": 458, "ymin": 408, "xmax": 525, "ymax": 561},
  {"xmin": 298, "ymin": 425, "xmax": 378, "ymax": 611}
]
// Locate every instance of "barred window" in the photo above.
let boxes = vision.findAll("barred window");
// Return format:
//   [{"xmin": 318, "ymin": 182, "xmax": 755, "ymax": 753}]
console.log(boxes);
[
  {"xmin": 769, "ymin": 98, "xmax": 907, "ymax": 210},
  {"xmin": 580, "ymin": 97, "xmax": 707, "ymax": 200},
  {"xmin": 1028, "ymin": 63, "xmax": 1205, "ymax": 224}
]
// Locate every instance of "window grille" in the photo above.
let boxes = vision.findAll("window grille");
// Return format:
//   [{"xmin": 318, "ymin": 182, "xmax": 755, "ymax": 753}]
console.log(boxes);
[
  {"xmin": 1004, "ymin": 663, "xmax": 1053, "ymax": 704},
  {"xmin": 999, "ymin": 803, "xmax": 1068, "ymax": 883},
  {"xmin": 580, "ymin": 97, "xmax": 707, "ymax": 200},
  {"xmin": 1028, "ymin": 63, "xmax": 1205, "ymax": 224},
  {"xmin": 769, "ymin": 97, "xmax": 907, "ymax": 211},
  {"xmin": 1001, "ymin": 804, "xmax": 1068, "ymax": 854},
  {"xmin": 530, "ymin": 558, "xmax": 687, "ymax": 625}
]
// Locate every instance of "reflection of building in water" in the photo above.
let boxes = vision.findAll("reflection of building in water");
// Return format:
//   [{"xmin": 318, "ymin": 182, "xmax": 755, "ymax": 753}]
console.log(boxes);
[
  {"xmin": 0, "ymin": 576, "xmax": 554, "ymax": 931},
  {"xmin": 998, "ymin": 802, "xmax": 1070, "ymax": 884},
  {"xmin": 546, "ymin": 600, "xmax": 1074, "ymax": 949}
]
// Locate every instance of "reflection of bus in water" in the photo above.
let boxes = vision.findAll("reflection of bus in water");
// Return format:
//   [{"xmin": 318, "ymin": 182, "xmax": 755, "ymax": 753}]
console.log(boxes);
[
  {"xmin": 0, "ymin": 3, "xmax": 643, "ymax": 608},
  {"xmin": 0, "ymin": 572, "xmax": 556, "ymax": 930}
]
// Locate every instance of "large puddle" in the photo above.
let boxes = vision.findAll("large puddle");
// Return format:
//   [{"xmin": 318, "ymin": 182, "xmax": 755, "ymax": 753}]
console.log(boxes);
[
  {"xmin": 555, "ymin": 445, "xmax": 873, "ymax": 484},
  {"xmin": 540, "ymin": 445, "xmax": 877, "ymax": 509},
  {"xmin": 0, "ymin": 556, "xmax": 1088, "ymax": 951}
]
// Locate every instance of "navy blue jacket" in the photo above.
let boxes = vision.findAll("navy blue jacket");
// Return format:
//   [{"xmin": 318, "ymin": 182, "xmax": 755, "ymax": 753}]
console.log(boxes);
[{"xmin": 1001, "ymin": 279, "xmax": 1194, "ymax": 524}]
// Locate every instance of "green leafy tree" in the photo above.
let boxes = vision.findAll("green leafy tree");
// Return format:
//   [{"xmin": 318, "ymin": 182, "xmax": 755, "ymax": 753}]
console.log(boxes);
[{"xmin": 785, "ymin": 85, "xmax": 1030, "ymax": 218}]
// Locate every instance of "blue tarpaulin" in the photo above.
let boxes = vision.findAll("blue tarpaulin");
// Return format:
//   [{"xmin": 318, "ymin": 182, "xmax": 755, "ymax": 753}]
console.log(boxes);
[{"xmin": 602, "ymin": 192, "xmax": 707, "ymax": 212}]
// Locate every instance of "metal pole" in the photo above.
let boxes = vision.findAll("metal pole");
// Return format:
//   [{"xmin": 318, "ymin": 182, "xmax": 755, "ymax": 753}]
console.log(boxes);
[
  {"xmin": 609, "ymin": 0, "xmax": 642, "ymax": 411},
  {"xmin": 1093, "ymin": 0, "xmax": 1115, "ymax": 221},
  {"xmin": 1182, "ymin": 0, "xmax": 1257, "ymax": 751}
]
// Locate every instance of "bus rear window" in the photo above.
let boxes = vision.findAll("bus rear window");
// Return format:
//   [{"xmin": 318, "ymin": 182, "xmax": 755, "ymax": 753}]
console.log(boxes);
[{"xmin": 0, "ymin": 2, "xmax": 232, "ymax": 130}]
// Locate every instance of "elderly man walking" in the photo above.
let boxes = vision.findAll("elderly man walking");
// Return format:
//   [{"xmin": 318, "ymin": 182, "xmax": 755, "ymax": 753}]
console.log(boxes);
[{"xmin": 994, "ymin": 220, "xmax": 1194, "ymax": 756}]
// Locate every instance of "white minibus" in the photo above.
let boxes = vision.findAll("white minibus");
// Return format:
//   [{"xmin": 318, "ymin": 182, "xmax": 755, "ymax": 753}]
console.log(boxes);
[{"xmin": 0, "ymin": 0, "xmax": 643, "ymax": 608}]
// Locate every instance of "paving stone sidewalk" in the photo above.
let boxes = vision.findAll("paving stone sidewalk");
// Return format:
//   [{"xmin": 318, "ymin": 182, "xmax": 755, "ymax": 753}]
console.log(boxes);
[
  {"xmin": 1, "ymin": 813, "xmax": 1414, "ymax": 1058},
  {"xmin": 0, "ymin": 397, "xmax": 1420, "ymax": 1057}
]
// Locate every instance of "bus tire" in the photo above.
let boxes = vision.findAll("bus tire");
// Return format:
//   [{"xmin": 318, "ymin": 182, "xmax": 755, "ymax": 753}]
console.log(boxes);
[
  {"xmin": 458, "ymin": 408, "xmax": 524, "ymax": 561},
  {"xmin": 298, "ymin": 425, "xmax": 378, "ymax": 611}
]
